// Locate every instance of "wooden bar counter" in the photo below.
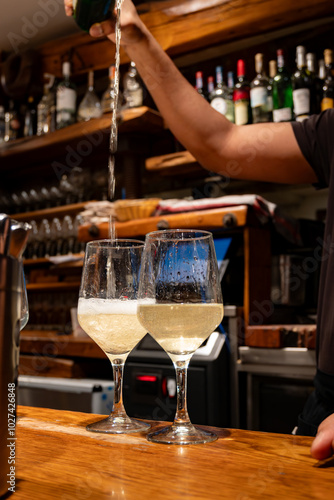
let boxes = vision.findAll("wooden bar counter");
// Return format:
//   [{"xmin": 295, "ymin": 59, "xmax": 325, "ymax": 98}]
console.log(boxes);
[{"xmin": 14, "ymin": 406, "xmax": 333, "ymax": 499}]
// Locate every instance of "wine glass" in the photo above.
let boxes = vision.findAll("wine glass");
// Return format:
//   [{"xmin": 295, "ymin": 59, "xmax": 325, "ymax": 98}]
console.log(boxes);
[
  {"xmin": 77, "ymin": 239, "xmax": 150, "ymax": 434},
  {"xmin": 137, "ymin": 229, "xmax": 224, "ymax": 445}
]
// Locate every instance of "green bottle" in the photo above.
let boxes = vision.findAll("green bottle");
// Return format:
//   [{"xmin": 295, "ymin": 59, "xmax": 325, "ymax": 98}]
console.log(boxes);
[
  {"xmin": 272, "ymin": 49, "xmax": 293, "ymax": 122},
  {"xmin": 74, "ymin": 0, "xmax": 114, "ymax": 32}
]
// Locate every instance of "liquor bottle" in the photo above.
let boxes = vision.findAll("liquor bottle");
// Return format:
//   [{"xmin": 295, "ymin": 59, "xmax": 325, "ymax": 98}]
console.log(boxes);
[
  {"xmin": 77, "ymin": 71, "xmax": 102, "ymax": 122},
  {"xmin": 318, "ymin": 59, "xmax": 326, "ymax": 81},
  {"xmin": 272, "ymin": 49, "xmax": 293, "ymax": 123},
  {"xmin": 207, "ymin": 76, "xmax": 215, "ymax": 97},
  {"xmin": 233, "ymin": 59, "xmax": 251, "ymax": 125},
  {"xmin": 0, "ymin": 95, "xmax": 5, "ymax": 144},
  {"xmin": 123, "ymin": 61, "xmax": 143, "ymax": 108},
  {"xmin": 195, "ymin": 71, "xmax": 207, "ymax": 100},
  {"xmin": 250, "ymin": 53, "xmax": 271, "ymax": 123},
  {"xmin": 209, "ymin": 66, "xmax": 226, "ymax": 112},
  {"xmin": 73, "ymin": 0, "xmax": 114, "ymax": 32},
  {"xmin": 101, "ymin": 65, "xmax": 122, "ymax": 113},
  {"xmin": 292, "ymin": 46, "xmax": 313, "ymax": 121},
  {"xmin": 267, "ymin": 60, "xmax": 277, "ymax": 120},
  {"xmin": 306, "ymin": 53, "xmax": 322, "ymax": 114},
  {"xmin": 321, "ymin": 49, "xmax": 334, "ymax": 111},
  {"xmin": 37, "ymin": 74, "xmax": 56, "ymax": 136},
  {"xmin": 225, "ymin": 71, "xmax": 235, "ymax": 123},
  {"xmin": 4, "ymin": 100, "xmax": 21, "ymax": 142},
  {"xmin": 23, "ymin": 96, "xmax": 38, "ymax": 137},
  {"xmin": 56, "ymin": 62, "xmax": 77, "ymax": 129}
]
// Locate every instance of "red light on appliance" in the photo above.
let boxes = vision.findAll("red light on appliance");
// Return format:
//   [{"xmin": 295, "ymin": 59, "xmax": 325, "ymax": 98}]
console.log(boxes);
[{"xmin": 136, "ymin": 375, "xmax": 158, "ymax": 383}]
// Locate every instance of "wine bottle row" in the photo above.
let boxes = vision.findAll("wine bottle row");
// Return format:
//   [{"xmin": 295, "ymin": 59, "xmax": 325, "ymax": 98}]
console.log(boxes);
[
  {"xmin": 0, "ymin": 60, "xmax": 144, "ymax": 144},
  {"xmin": 195, "ymin": 46, "xmax": 334, "ymax": 125}
]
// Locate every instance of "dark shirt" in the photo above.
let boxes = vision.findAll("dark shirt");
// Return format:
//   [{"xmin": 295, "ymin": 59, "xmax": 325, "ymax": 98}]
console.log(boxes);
[{"xmin": 292, "ymin": 110, "xmax": 334, "ymax": 376}]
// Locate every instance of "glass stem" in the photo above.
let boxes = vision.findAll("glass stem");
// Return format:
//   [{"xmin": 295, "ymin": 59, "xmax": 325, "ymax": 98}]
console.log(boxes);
[
  {"xmin": 111, "ymin": 359, "xmax": 127, "ymax": 418},
  {"xmin": 173, "ymin": 360, "xmax": 191, "ymax": 426}
]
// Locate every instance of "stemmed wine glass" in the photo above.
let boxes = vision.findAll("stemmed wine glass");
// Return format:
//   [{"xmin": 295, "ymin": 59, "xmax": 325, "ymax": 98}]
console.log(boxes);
[
  {"xmin": 77, "ymin": 239, "xmax": 150, "ymax": 433},
  {"xmin": 137, "ymin": 229, "xmax": 224, "ymax": 444}
]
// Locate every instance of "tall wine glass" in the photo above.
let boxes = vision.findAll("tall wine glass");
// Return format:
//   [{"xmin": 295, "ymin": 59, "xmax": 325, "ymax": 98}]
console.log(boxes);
[
  {"xmin": 77, "ymin": 239, "xmax": 150, "ymax": 433},
  {"xmin": 137, "ymin": 229, "xmax": 224, "ymax": 445}
]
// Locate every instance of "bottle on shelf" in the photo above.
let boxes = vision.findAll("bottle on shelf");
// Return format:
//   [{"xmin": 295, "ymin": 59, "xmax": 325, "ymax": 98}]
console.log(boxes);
[
  {"xmin": 123, "ymin": 61, "xmax": 143, "ymax": 108},
  {"xmin": 318, "ymin": 59, "xmax": 326, "ymax": 81},
  {"xmin": 250, "ymin": 53, "xmax": 271, "ymax": 123},
  {"xmin": 0, "ymin": 101, "xmax": 5, "ymax": 144},
  {"xmin": 23, "ymin": 96, "xmax": 38, "ymax": 137},
  {"xmin": 233, "ymin": 59, "xmax": 251, "ymax": 125},
  {"xmin": 321, "ymin": 49, "xmax": 334, "ymax": 111},
  {"xmin": 77, "ymin": 71, "xmax": 102, "ymax": 122},
  {"xmin": 267, "ymin": 59, "xmax": 277, "ymax": 120},
  {"xmin": 101, "ymin": 64, "xmax": 123, "ymax": 113},
  {"xmin": 56, "ymin": 61, "xmax": 77, "ymax": 129},
  {"xmin": 306, "ymin": 53, "xmax": 323, "ymax": 114},
  {"xmin": 195, "ymin": 71, "xmax": 207, "ymax": 100},
  {"xmin": 209, "ymin": 66, "xmax": 227, "ymax": 113},
  {"xmin": 4, "ymin": 100, "xmax": 21, "ymax": 142},
  {"xmin": 37, "ymin": 74, "xmax": 56, "ymax": 136},
  {"xmin": 272, "ymin": 49, "xmax": 293, "ymax": 123},
  {"xmin": 292, "ymin": 45, "xmax": 313, "ymax": 121},
  {"xmin": 207, "ymin": 76, "xmax": 215, "ymax": 97},
  {"xmin": 225, "ymin": 72, "xmax": 235, "ymax": 123}
]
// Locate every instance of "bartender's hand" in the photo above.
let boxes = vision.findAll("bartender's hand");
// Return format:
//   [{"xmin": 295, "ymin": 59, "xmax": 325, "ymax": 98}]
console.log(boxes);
[
  {"xmin": 64, "ymin": 0, "xmax": 146, "ymax": 46},
  {"xmin": 311, "ymin": 413, "xmax": 334, "ymax": 460}
]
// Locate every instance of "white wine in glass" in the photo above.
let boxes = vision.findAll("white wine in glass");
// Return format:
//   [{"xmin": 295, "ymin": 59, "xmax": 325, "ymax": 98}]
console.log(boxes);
[
  {"xmin": 78, "ymin": 239, "xmax": 150, "ymax": 434},
  {"xmin": 138, "ymin": 229, "xmax": 223, "ymax": 444}
]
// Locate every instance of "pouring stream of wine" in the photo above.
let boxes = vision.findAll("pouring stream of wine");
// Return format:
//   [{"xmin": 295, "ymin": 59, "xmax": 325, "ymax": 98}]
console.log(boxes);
[{"xmin": 108, "ymin": 0, "xmax": 123, "ymax": 241}]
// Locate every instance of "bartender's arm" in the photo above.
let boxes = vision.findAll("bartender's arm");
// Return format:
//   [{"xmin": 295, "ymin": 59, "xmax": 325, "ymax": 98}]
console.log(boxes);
[
  {"xmin": 64, "ymin": 0, "xmax": 333, "ymax": 459},
  {"xmin": 65, "ymin": 0, "xmax": 316, "ymax": 185}
]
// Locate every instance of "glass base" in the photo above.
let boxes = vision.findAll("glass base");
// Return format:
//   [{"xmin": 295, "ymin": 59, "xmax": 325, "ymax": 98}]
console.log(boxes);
[
  {"xmin": 86, "ymin": 414, "xmax": 150, "ymax": 434},
  {"xmin": 147, "ymin": 422, "xmax": 218, "ymax": 445}
]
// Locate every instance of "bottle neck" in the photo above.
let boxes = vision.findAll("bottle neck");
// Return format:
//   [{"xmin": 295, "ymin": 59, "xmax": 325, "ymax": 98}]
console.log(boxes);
[
  {"xmin": 277, "ymin": 53, "xmax": 285, "ymax": 70},
  {"xmin": 237, "ymin": 60, "xmax": 246, "ymax": 79},
  {"xmin": 196, "ymin": 73, "xmax": 203, "ymax": 90},
  {"xmin": 296, "ymin": 52, "xmax": 306, "ymax": 70},
  {"xmin": 216, "ymin": 67, "xmax": 223, "ymax": 85},
  {"xmin": 255, "ymin": 54, "xmax": 264, "ymax": 76}
]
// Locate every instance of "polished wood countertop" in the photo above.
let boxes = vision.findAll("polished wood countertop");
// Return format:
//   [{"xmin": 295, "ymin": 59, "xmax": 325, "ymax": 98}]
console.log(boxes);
[{"xmin": 14, "ymin": 406, "xmax": 333, "ymax": 499}]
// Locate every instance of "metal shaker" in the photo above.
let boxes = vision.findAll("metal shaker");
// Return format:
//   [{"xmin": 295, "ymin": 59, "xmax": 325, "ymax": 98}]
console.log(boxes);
[{"xmin": 0, "ymin": 215, "xmax": 30, "ymax": 497}]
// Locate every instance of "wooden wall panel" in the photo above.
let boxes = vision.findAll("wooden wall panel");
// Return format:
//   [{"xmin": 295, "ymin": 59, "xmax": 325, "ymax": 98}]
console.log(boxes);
[{"xmin": 37, "ymin": 0, "xmax": 334, "ymax": 77}]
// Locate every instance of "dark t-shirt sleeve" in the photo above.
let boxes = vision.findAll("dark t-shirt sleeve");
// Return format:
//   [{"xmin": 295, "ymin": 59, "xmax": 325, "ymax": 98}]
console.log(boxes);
[{"xmin": 291, "ymin": 109, "xmax": 334, "ymax": 187}]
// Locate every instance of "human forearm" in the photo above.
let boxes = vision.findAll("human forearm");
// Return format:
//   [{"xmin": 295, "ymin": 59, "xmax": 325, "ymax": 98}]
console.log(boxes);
[
  {"xmin": 123, "ymin": 24, "xmax": 234, "ymax": 167},
  {"xmin": 66, "ymin": 0, "xmax": 317, "ymax": 184}
]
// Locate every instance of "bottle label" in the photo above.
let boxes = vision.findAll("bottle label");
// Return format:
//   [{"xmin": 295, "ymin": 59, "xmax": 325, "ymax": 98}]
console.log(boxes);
[
  {"xmin": 225, "ymin": 100, "xmax": 235, "ymax": 123},
  {"xmin": 267, "ymin": 95, "xmax": 273, "ymax": 112},
  {"xmin": 321, "ymin": 97, "xmax": 334, "ymax": 111},
  {"xmin": 250, "ymin": 87, "xmax": 268, "ymax": 108},
  {"xmin": 273, "ymin": 107, "xmax": 292, "ymax": 122},
  {"xmin": 293, "ymin": 88, "xmax": 310, "ymax": 116},
  {"xmin": 234, "ymin": 89, "xmax": 249, "ymax": 101},
  {"xmin": 235, "ymin": 101, "xmax": 249, "ymax": 125},
  {"xmin": 57, "ymin": 87, "xmax": 76, "ymax": 113},
  {"xmin": 210, "ymin": 97, "xmax": 227, "ymax": 115}
]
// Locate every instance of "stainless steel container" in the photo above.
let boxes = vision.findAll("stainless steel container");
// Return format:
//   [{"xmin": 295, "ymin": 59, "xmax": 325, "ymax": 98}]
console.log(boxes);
[{"xmin": 0, "ymin": 215, "xmax": 30, "ymax": 497}]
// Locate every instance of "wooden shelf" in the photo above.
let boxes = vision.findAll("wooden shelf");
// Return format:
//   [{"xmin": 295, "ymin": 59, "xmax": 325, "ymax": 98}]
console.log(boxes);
[
  {"xmin": 23, "ymin": 254, "xmax": 84, "ymax": 267},
  {"xmin": 0, "ymin": 107, "xmax": 164, "ymax": 170},
  {"xmin": 26, "ymin": 282, "xmax": 81, "ymax": 292},
  {"xmin": 37, "ymin": 1, "xmax": 334, "ymax": 78},
  {"xmin": 78, "ymin": 205, "xmax": 250, "ymax": 241},
  {"xmin": 146, "ymin": 150, "xmax": 203, "ymax": 176},
  {"xmin": 20, "ymin": 331, "xmax": 105, "ymax": 359},
  {"xmin": 13, "ymin": 202, "xmax": 92, "ymax": 222}
]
